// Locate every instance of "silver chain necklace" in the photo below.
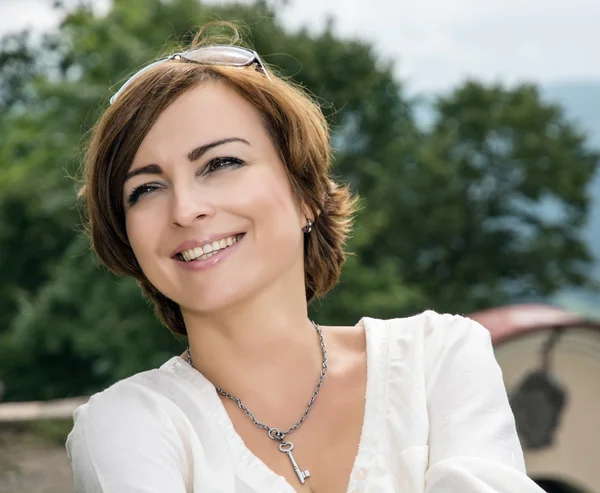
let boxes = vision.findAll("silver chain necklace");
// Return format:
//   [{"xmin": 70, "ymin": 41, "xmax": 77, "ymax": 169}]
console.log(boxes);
[{"xmin": 186, "ymin": 321, "xmax": 327, "ymax": 485}]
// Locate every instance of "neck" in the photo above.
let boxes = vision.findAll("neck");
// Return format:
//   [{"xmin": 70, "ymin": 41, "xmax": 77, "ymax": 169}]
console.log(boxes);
[{"xmin": 182, "ymin": 278, "xmax": 325, "ymax": 423}]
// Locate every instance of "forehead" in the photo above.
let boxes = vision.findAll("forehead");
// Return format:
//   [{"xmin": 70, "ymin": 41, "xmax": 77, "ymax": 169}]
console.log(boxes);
[{"xmin": 134, "ymin": 81, "xmax": 266, "ymax": 161}]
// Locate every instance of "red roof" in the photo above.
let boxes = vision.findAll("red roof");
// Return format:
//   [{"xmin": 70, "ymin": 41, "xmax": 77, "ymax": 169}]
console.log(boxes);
[{"xmin": 467, "ymin": 304, "xmax": 600, "ymax": 345}]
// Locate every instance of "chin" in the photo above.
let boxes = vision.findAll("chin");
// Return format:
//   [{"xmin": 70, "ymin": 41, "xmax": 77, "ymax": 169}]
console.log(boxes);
[
  {"xmin": 166, "ymin": 269, "xmax": 260, "ymax": 316},
  {"xmin": 147, "ymin": 241, "xmax": 299, "ymax": 315},
  {"xmin": 181, "ymin": 289, "xmax": 246, "ymax": 315}
]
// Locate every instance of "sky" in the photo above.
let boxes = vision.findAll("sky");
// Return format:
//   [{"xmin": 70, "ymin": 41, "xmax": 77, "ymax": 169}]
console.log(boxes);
[{"xmin": 1, "ymin": 0, "xmax": 600, "ymax": 94}]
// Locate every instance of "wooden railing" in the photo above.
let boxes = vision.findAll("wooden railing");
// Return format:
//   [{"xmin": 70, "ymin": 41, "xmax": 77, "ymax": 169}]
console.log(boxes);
[{"xmin": 0, "ymin": 397, "xmax": 88, "ymax": 423}]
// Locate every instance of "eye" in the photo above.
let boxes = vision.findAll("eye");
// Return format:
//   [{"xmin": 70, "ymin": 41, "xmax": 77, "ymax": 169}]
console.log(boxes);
[
  {"xmin": 127, "ymin": 183, "xmax": 161, "ymax": 206},
  {"xmin": 204, "ymin": 156, "xmax": 245, "ymax": 174}
]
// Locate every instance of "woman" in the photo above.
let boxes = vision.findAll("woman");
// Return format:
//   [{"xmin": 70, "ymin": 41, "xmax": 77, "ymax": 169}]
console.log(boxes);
[{"xmin": 66, "ymin": 28, "xmax": 545, "ymax": 493}]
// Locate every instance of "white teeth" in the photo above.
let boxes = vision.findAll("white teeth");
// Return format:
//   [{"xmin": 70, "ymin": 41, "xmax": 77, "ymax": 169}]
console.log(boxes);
[
  {"xmin": 178, "ymin": 234, "xmax": 243, "ymax": 262},
  {"xmin": 197, "ymin": 251, "xmax": 216, "ymax": 261}
]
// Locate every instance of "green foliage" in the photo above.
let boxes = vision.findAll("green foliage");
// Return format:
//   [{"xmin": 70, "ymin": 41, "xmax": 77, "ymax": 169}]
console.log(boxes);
[
  {"xmin": 382, "ymin": 82, "xmax": 599, "ymax": 311},
  {"xmin": 0, "ymin": 0, "xmax": 597, "ymax": 401}
]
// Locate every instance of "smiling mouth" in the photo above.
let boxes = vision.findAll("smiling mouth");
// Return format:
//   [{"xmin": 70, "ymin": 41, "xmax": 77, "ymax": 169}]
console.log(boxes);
[{"xmin": 176, "ymin": 233, "xmax": 245, "ymax": 262}]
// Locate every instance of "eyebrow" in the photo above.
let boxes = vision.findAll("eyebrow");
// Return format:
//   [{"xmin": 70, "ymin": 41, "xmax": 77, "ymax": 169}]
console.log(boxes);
[
  {"xmin": 124, "ymin": 163, "xmax": 162, "ymax": 183},
  {"xmin": 187, "ymin": 137, "xmax": 250, "ymax": 162},
  {"xmin": 124, "ymin": 137, "xmax": 251, "ymax": 182}
]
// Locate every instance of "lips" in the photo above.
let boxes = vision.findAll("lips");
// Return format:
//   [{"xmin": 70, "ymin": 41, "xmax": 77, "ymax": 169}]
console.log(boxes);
[
  {"xmin": 172, "ymin": 232, "xmax": 245, "ymax": 272},
  {"xmin": 171, "ymin": 232, "xmax": 246, "ymax": 258},
  {"xmin": 179, "ymin": 233, "xmax": 244, "ymax": 262}
]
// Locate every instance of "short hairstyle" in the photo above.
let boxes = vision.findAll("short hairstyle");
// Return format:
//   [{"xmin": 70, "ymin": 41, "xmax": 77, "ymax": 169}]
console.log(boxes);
[{"xmin": 79, "ymin": 29, "xmax": 358, "ymax": 336}]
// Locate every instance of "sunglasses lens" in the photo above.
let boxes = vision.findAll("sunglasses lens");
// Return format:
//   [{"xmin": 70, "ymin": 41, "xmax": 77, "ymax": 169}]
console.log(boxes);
[{"xmin": 182, "ymin": 46, "xmax": 255, "ymax": 66}]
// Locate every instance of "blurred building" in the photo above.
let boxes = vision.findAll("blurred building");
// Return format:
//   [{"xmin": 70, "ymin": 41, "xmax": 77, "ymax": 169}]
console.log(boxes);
[{"xmin": 469, "ymin": 305, "xmax": 600, "ymax": 493}]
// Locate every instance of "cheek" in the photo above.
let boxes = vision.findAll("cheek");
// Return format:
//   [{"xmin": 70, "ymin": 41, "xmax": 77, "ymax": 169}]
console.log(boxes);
[
  {"xmin": 125, "ymin": 208, "xmax": 163, "ymax": 266},
  {"xmin": 237, "ymin": 167, "xmax": 305, "ymax": 271},
  {"xmin": 230, "ymin": 163, "xmax": 301, "ymax": 227}
]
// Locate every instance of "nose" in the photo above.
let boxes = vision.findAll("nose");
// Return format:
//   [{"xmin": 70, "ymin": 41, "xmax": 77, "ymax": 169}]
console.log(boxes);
[{"xmin": 169, "ymin": 183, "xmax": 215, "ymax": 228}]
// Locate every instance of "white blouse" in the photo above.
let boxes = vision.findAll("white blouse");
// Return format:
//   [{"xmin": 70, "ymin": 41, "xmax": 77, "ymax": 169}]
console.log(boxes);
[{"xmin": 66, "ymin": 310, "xmax": 545, "ymax": 492}]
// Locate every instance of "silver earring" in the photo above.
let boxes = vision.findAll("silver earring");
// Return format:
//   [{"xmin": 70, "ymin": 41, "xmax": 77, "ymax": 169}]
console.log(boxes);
[{"xmin": 302, "ymin": 219, "xmax": 313, "ymax": 234}]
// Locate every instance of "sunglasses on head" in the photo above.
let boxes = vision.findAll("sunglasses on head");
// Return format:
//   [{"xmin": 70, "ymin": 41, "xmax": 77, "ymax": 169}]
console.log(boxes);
[{"xmin": 109, "ymin": 45, "xmax": 270, "ymax": 105}]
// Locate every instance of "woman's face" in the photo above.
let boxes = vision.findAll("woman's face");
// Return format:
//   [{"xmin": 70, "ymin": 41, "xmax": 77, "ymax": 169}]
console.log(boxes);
[{"xmin": 123, "ymin": 81, "xmax": 307, "ymax": 314}]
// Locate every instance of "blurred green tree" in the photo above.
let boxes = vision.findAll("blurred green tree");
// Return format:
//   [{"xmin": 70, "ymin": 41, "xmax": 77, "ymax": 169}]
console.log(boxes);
[
  {"xmin": 0, "ymin": 0, "xmax": 597, "ymax": 401},
  {"xmin": 374, "ymin": 82, "xmax": 599, "ymax": 312}
]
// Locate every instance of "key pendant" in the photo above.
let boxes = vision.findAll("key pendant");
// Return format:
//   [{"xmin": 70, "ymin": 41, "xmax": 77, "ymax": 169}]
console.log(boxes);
[{"xmin": 279, "ymin": 441, "xmax": 310, "ymax": 484}]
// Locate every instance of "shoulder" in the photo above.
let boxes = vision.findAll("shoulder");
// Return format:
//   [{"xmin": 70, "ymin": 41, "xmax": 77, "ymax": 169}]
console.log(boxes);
[
  {"xmin": 385, "ymin": 309, "xmax": 485, "ymax": 331},
  {"xmin": 86, "ymin": 370, "xmax": 167, "ymax": 406},
  {"xmin": 377, "ymin": 309, "xmax": 489, "ymax": 346},
  {"xmin": 66, "ymin": 364, "xmax": 193, "ymax": 490},
  {"xmin": 75, "ymin": 362, "xmax": 183, "ymax": 417},
  {"xmin": 374, "ymin": 310, "xmax": 493, "ymax": 372},
  {"xmin": 66, "ymin": 363, "xmax": 188, "ymax": 460}
]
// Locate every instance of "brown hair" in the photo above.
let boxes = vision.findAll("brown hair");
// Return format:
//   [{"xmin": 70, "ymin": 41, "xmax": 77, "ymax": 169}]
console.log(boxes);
[{"xmin": 79, "ymin": 29, "xmax": 358, "ymax": 336}]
